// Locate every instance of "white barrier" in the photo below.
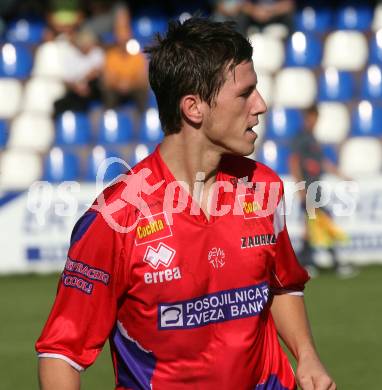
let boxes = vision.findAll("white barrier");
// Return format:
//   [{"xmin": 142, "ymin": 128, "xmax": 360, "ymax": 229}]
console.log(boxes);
[{"xmin": 0, "ymin": 176, "xmax": 381, "ymax": 274}]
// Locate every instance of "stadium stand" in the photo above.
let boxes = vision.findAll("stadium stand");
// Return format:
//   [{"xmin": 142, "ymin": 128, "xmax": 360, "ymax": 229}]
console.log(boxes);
[
  {"xmin": 257, "ymin": 140, "xmax": 290, "ymax": 175},
  {"xmin": 5, "ymin": 18, "xmax": 45, "ymax": 44},
  {"xmin": 256, "ymin": 72, "xmax": 274, "ymax": 106},
  {"xmin": 0, "ymin": 78, "xmax": 23, "ymax": 118},
  {"xmin": 139, "ymin": 107, "xmax": 163, "ymax": 143},
  {"xmin": 318, "ymin": 68, "xmax": 356, "ymax": 102},
  {"xmin": 339, "ymin": 136, "xmax": 382, "ymax": 178},
  {"xmin": 129, "ymin": 143, "xmax": 151, "ymax": 167},
  {"xmin": 0, "ymin": 120, "xmax": 8, "ymax": 148},
  {"xmin": 273, "ymin": 67, "xmax": 317, "ymax": 108},
  {"xmin": 43, "ymin": 147, "xmax": 80, "ymax": 182},
  {"xmin": 322, "ymin": 30, "xmax": 368, "ymax": 71},
  {"xmin": 368, "ymin": 31, "xmax": 382, "ymax": 64},
  {"xmin": 55, "ymin": 111, "xmax": 92, "ymax": 147},
  {"xmin": 294, "ymin": 6, "xmax": 332, "ymax": 33},
  {"xmin": 266, "ymin": 107, "xmax": 303, "ymax": 141},
  {"xmin": 8, "ymin": 112, "xmax": 54, "ymax": 153},
  {"xmin": 372, "ymin": 3, "xmax": 382, "ymax": 31},
  {"xmin": 350, "ymin": 100, "xmax": 382, "ymax": 137},
  {"xmin": 360, "ymin": 65, "xmax": 382, "ymax": 100},
  {"xmin": 0, "ymin": 1, "xmax": 381, "ymax": 184},
  {"xmin": 22, "ymin": 77, "xmax": 65, "ymax": 113},
  {"xmin": 85, "ymin": 145, "xmax": 125, "ymax": 182},
  {"xmin": 314, "ymin": 102, "xmax": 350, "ymax": 144},
  {"xmin": 0, "ymin": 42, "xmax": 33, "ymax": 79},
  {"xmin": 249, "ymin": 33, "xmax": 285, "ymax": 73},
  {"xmin": 97, "ymin": 109, "xmax": 133, "ymax": 145},
  {"xmin": 284, "ymin": 31, "xmax": 322, "ymax": 67},
  {"xmin": 0, "ymin": 149, "xmax": 42, "ymax": 189},
  {"xmin": 335, "ymin": 4, "xmax": 373, "ymax": 31}
]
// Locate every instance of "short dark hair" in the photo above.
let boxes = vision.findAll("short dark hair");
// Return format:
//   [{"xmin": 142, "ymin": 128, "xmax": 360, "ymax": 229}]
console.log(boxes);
[{"xmin": 144, "ymin": 17, "xmax": 253, "ymax": 135}]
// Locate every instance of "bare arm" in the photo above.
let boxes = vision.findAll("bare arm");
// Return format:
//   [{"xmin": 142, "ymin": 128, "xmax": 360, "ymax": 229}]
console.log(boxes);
[
  {"xmin": 271, "ymin": 294, "xmax": 336, "ymax": 390},
  {"xmin": 39, "ymin": 358, "xmax": 80, "ymax": 390}
]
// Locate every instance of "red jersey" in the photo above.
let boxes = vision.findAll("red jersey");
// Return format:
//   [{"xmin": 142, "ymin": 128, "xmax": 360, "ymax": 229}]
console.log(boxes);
[{"xmin": 36, "ymin": 146, "xmax": 309, "ymax": 389}]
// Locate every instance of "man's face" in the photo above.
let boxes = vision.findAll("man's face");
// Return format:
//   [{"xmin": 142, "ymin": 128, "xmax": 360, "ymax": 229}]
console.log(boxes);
[{"xmin": 202, "ymin": 60, "xmax": 267, "ymax": 156}]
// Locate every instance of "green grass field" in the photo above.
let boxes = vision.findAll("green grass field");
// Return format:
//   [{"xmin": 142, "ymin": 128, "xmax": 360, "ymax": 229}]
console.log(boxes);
[{"xmin": 0, "ymin": 266, "xmax": 381, "ymax": 389}]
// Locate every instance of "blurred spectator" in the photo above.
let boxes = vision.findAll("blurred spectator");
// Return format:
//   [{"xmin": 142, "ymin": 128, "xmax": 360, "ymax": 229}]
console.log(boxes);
[
  {"xmin": 45, "ymin": 0, "xmax": 83, "ymax": 41},
  {"xmin": 53, "ymin": 29, "xmax": 104, "ymax": 117},
  {"xmin": 81, "ymin": 0, "xmax": 131, "ymax": 43},
  {"xmin": 289, "ymin": 105, "xmax": 357, "ymax": 278},
  {"xmin": 211, "ymin": 0, "xmax": 248, "ymax": 34},
  {"xmin": 0, "ymin": 0, "xmax": 22, "ymax": 37},
  {"xmin": 242, "ymin": 0, "xmax": 295, "ymax": 35},
  {"xmin": 101, "ymin": 21, "xmax": 148, "ymax": 114}
]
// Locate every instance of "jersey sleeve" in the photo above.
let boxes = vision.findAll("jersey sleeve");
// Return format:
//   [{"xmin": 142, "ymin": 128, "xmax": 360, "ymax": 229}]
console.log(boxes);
[
  {"xmin": 35, "ymin": 210, "xmax": 129, "ymax": 370},
  {"xmin": 270, "ymin": 184, "xmax": 309, "ymax": 293}
]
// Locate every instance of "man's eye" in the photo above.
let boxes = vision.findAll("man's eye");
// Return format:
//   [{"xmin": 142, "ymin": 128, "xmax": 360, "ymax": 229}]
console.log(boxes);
[
  {"xmin": 241, "ymin": 91, "xmax": 251, "ymax": 98},
  {"xmin": 241, "ymin": 88, "xmax": 255, "ymax": 98}
]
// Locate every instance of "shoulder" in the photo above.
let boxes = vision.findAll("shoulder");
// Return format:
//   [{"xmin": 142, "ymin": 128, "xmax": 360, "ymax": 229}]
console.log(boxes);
[{"xmin": 90, "ymin": 152, "xmax": 162, "ymax": 218}]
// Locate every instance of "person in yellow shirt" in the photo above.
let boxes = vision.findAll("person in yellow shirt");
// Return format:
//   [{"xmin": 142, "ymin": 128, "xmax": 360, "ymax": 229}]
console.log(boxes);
[{"xmin": 102, "ymin": 19, "xmax": 149, "ymax": 114}]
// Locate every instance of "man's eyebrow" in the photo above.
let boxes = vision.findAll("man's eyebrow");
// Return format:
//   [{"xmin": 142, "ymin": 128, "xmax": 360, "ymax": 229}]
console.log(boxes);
[{"xmin": 239, "ymin": 83, "xmax": 257, "ymax": 95}]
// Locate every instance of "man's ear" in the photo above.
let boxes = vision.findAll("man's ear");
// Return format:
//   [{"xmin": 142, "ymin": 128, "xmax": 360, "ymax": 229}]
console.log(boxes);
[{"xmin": 180, "ymin": 95, "xmax": 203, "ymax": 125}]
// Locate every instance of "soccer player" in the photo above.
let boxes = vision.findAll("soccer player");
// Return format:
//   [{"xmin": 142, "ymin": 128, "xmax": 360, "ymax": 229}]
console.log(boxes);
[{"xmin": 36, "ymin": 17, "xmax": 336, "ymax": 390}]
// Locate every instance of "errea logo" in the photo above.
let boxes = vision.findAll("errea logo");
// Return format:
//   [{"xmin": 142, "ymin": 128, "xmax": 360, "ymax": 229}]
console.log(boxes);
[
  {"xmin": 144, "ymin": 242, "xmax": 175, "ymax": 269},
  {"xmin": 143, "ymin": 243, "xmax": 182, "ymax": 284}
]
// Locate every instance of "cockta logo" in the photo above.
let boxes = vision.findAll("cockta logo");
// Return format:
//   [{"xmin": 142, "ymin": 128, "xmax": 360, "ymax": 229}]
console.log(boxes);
[
  {"xmin": 237, "ymin": 194, "xmax": 267, "ymax": 219},
  {"xmin": 135, "ymin": 212, "xmax": 173, "ymax": 246},
  {"xmin": 242, "ymin": 200, "xmax": 261, "ymax": 215}
]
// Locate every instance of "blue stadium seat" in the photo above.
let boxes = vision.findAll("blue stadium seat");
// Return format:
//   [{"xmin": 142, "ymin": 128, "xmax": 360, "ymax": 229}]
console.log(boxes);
[
  {"xmin": 6, "ymin": 19, "xmax": 45, "ymax": 44},
  {"xmin": 318, "ymin": 69, "xmax": 355, "ymax": 102},
  {"xmin": 266, "ymin": 108, "xmax": 303, "ymax": 141},
  {"xmin": 147, "ymin": 89, "xmax": 158, "ymax": 108},
  {"xmin": 139, "ymin": 108, "xmax": 163, "ymax": 143},
  {"xmin": 55, "ymin": 111, "xmax": 92, "ymax": 146},
  {"xmin": 0, "ymin": 120, "xmax": 8, "ymax": 147},
  {"xmin": 369, "ymin": 33, "xmax": 382, "ymax": 65},
  {"xmin": 0, "ymin": 43, "xmax": 33, "ymax": 79},
  {"xmin": 129, "ymin": 143, "xmax": 152, "ymax": 167},
  {"xmin": 43, "ymin": 147, "xmax": 80, "ymax": 182},
  {"xmin": 284, "ymin": 32, "xmax": 322, "ymax": 67},
  {"xmin": 360, "ymin": 65, "xmax": 382, "ymax": 100},
  {"xmin": 257, "ymin": 141, "xmax": 291, "ymax": 175},
  {"xmin": 322, "ymin": 144, "xmax": 338, "ymax": 164},
  {"xmin": 98, "ymin": 110, "xmax": 133, "ymax": 145},
  {"xmin": 294, "ymin": 7, "xmax": 332, "ymax": 33},
  {"xmin": 335, "ymin": 5, "xmax": 373, "ymax": 31},
  {"xmin": 350, "ymin": 101, "xmax": 382, "ymax": 137},
  {"xmin": 86, "ymin": 146, "xmax": 126, "ymax": 182},
  {"xmin": 132, "ymin": 15, "xmax": 167, "ymax": 46}
]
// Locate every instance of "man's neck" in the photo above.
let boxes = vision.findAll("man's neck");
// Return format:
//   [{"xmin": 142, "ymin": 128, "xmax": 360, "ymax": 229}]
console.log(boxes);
[
  {"xmin": 159, "ymin": 131, "xmax": 224, "ymax": 220},
  {"xmin": 159, "ymin": 132, "xmax": 222, "ymax": 188}
]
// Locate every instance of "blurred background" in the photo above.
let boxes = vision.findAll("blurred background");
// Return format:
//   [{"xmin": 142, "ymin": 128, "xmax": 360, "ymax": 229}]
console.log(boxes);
[{"xmin": 0, "ymin": 0, "xmax": 381, "ymax": 388}]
